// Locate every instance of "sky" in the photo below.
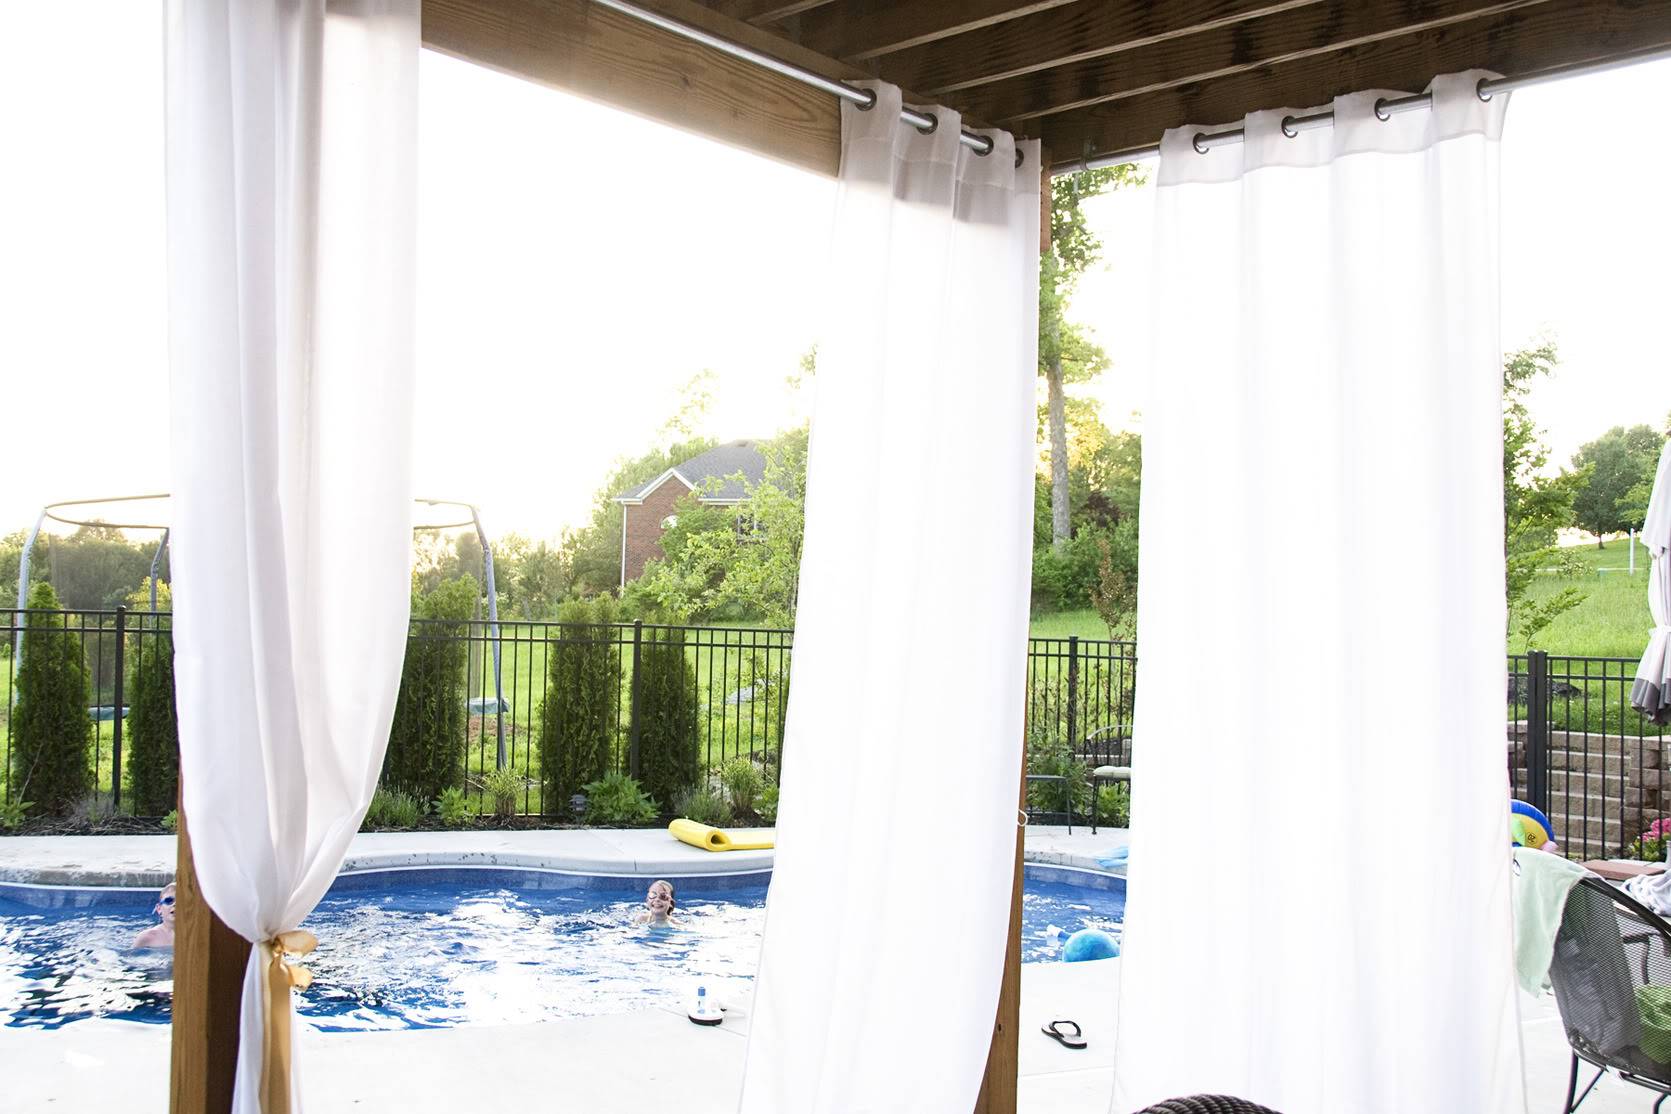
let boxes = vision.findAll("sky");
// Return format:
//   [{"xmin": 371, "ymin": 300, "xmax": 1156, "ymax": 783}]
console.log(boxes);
[{"xmin": 3, "ymin": 6, "xmax": 1668, "ymax": 542}]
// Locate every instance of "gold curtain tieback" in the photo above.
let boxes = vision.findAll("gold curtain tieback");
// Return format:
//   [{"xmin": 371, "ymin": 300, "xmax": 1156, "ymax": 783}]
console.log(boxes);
[{"xmin": 259, "ymin": 929, "xmax": 318, "ymax": 1114}]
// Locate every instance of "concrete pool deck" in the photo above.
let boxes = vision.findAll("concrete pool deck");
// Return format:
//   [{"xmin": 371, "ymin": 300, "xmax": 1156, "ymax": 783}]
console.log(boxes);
[{"xmin": 1, "ymin": 824, "xmax": 1617, "ymax": 1112}]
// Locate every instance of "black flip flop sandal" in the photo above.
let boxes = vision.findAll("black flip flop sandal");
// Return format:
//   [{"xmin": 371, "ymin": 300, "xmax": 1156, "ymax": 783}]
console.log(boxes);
[{"xmin": 1041, "ymin": 1019, "xmax": 1086, "ymax": 1049}]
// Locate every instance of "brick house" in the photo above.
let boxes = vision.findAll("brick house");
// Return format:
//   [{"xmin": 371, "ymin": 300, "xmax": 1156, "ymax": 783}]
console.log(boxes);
[{"xmin": 613, "ymin": 439, "xmax": 766, "ymax": 586}]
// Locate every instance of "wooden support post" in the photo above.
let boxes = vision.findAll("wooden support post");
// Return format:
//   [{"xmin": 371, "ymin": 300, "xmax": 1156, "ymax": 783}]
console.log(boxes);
[
  {"xmin": 973, "ymin": 754, "xmax": 1028, "ymax": 1114},
  {"xmin": 170, "ymin": 807, "xmax": 250, "ymax": 1114}
]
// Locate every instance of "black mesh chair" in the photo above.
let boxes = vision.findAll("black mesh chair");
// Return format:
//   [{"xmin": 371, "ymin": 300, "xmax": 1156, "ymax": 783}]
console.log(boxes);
[
  {"xmin": 1549, "ymin": 875, "xmax": 1671, "ymax": 1111},
  {"xmin": 1132, "ymin": 1098, "xmax": 1279, "ymax": 1114}
]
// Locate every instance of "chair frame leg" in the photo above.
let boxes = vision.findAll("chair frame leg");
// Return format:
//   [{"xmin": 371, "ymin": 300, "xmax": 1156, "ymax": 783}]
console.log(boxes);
[{"xmin": 1564, "ymin": 1053, "xmax": 1607, "ymax": 1113}]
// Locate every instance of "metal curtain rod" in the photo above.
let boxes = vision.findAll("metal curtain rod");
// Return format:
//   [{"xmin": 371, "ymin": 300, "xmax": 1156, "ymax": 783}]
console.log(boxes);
[
  {"xmin": 1056, "ymin": 43, "xmax": 1671, "ymax": 173},
  {"xmin": 589, "ymin": 0, "xmax": 1020, "ymax": 164}
]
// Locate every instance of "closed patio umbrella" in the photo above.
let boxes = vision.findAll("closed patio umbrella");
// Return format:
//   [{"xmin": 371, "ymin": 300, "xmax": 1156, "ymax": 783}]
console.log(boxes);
[{"xmin": 1632, "ymin": 440, "xmax": 1671, "ymax": 725}]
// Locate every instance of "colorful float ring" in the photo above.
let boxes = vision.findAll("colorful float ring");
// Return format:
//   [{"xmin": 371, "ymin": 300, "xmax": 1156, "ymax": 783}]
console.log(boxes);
[{"xmin": 1510, "ymin": 800, "xmax": 1554, "ymax": 849}]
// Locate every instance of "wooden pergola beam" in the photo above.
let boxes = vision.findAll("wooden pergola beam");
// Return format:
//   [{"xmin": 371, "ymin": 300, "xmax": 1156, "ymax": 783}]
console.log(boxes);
[
  {"xmin": 795, "ymin": 0, "xmax": 1081, "ymax": 63},
  {"xmin": 170, "ymin": 812, "xmax": 251, "ymax": 1114},
  {"xmin": 1038, "ymin": 0, "xmax": 1671, "ymax": 160},
  {"xmin": 422, "ymin": 0, "xmax": 866, "ymax": 177},
  {"xmin": 877, "ymin": 0, "xmax": 1324, "ymax": 98},
  {"xmin": 705, "ymin": 0, "xmax": 838, "ymax": 27},
  {"xmin": 966, "ymin": 0, "xmax": 1553, "ymax": 128}
]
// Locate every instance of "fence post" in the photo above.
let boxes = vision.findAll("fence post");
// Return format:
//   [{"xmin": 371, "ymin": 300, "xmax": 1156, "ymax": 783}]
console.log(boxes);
[
  {"xmin": 1065, "ymin": 636, "xmax": 1079, "ymax": 757},
  {"xmin": 112, "ymin": 606, "xmax": 126, "ymax": 813},
  {"xmin": 1525, "ymin": 649, "xmax": 1550, "ymax": 819},
  {"xmin": 628, "ymin": 620, "xmax": 643, "ymax": 779}
]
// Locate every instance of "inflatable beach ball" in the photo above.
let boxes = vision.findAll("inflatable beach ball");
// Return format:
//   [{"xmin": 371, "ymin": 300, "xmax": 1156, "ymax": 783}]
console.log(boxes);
[{"xmin": 1062, "ymin": 928, "xmax": 1120, "ymax": 963}]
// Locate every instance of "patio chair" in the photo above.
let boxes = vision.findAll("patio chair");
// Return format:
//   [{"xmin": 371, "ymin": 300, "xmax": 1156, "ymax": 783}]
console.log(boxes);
[
  {"xmin": 1548, "ymin": 875, "xmax": 1671, "ymax": 1112},
  {"xmin": 1132, "ymin": 1097, "xmax": 1279, "ymax": 1114}
]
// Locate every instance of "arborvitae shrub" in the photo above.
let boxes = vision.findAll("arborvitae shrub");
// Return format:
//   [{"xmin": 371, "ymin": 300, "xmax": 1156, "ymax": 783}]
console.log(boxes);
[
  {"xmin": 382, "ymin": 576, "xmax": 478, "ymax": 803},
  {"xmin": 635, "ymin": 627, "xmax": 699, "ymax": 813},
  {"xmin": 125, "ymin": 612, "xmax": 179, "ymax": 816},
  {"xmin": 12, "ymin": 582, "xmax": 93, "ymax": 816},
  {"xmin": 539, "ymin": 596, "xmax": 620, "ymax": 812}
]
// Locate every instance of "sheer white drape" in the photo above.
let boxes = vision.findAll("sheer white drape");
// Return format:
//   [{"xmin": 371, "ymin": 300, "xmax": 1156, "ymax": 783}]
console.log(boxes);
[
  {"xmin": 164, "ymin": 3, "xmax": 418, "ymax": 1111},
  {"xmin": 737, "ymin": 82, "xmax": 1040, "ymax": 1114},
  {"xmin": 1112, "ymin": 72, "xmax": 1525, "ymax": 1114}
]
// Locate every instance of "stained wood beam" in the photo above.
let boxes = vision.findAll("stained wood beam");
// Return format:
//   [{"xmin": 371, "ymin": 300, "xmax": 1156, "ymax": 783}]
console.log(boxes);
[
  {"xmin": 1038, "ymin": 0, "xmax": 1671, "ymax": 161},
  {"xmin": 705, "ymin": 0, "xmax": 837, "ymax": 27},
  {"xmin": 423, "ymin": 0, "xmax": 869, "ymax": 177},
  {"xmin": 969, "ymin": 0, "xmax": 1553, "ymax": 128},
  {"xmin": 796, "ymin": 0, "xmax": 1081, "ymax": 63},
  {"xmin": 879, "ymin": 0, "xmax": 1323, "ymax": 97},
  {"xmin": 170, "ymin": 810, "xmax": 251, "ymax": 1114}
]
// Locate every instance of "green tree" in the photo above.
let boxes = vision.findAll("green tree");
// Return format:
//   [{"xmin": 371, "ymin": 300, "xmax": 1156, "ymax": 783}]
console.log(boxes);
[
  {"xmin": 12, "ymin": 582, "xmax": 93, "ymax": 816},
  {"xmin": 539, "ymin": 595, "xmax": 621, "ymax": 809},
  {"xmin": 42, "ymin": 524, "xmax": 160, "ymax": 610},
  {"xmin": 383, "ymin": 575, "xmax": 479, "ymax": 803},
  {"xmin": 634, "ymin": 627, "xmax": 700, "ymax": 812},
  {"xmin": 630, "ymin": 426, "xmax": 809, "ymax": 626},
  {"xmin": 514, "ymin": 541, "xmax": 568, "ymax": 619},
  {"xmin": 1501, "ymin": 344, "xmax": 1585, "ymax": 645},
  {"xmin": 1570, "ymin": 423, "xmax": 1663, "ymax": 546},
  {"xmin": 124, "ymin": 579, "xmax": 178, "ymax": 815},
  {"xmin": 1041, "ymin": 166, "xmax": 1144, "ymax": 554}
]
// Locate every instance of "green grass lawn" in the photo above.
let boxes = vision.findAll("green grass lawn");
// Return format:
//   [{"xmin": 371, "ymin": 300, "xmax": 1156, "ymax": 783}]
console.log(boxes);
[
  {"xmin": 1028, "ymin": 609, "xmax": 1114, "ymax": 640},
  {"xmin": 1511, "ymin": 538, "xmax": 1656, "ymax": 658}
]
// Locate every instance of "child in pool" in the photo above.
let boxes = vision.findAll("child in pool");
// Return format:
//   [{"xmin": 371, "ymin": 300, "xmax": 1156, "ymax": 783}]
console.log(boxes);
[
  {"xmin": 132, "ymin": 883, "xmax": 175, "ymax": 949},
  {"xmin": 634, "ymin": 879, "xmax": 677, "ymax": 926}
]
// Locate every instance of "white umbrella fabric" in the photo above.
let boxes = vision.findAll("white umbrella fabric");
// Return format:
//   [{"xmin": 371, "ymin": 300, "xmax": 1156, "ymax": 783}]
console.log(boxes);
[{"xmin": 1632, "ymin": 441, "xmax": 1671, "ymax": 725}]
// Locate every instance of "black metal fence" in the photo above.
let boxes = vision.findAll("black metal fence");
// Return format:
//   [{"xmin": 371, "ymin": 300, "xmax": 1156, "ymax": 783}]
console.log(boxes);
[
  {"xmin": 4, "ymin": 607, "xmax": 1663, "ymax": 846},
  {"xmin": 1510, "ymin": 649, "xmax": 1668, "ymax": 861}
]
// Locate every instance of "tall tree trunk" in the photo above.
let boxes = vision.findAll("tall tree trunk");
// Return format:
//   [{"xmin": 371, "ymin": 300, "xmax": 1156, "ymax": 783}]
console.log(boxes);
[{"xmin": 1048, "ymin": 357, "xmax": 1071, "ymax": 554}]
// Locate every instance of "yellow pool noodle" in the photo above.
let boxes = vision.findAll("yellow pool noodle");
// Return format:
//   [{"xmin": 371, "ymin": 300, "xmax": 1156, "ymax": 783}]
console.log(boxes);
[{"xmin": 668, "ymin": 818, "xmax": 774, "ymax": 852}]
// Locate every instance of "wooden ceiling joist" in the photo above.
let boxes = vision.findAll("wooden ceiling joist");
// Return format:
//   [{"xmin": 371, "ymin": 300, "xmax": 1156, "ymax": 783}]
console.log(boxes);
[
  {"xmin": 959, "ymin": 0, "xmax": 1554, "ymax": 128},
  {"xmin": 876, "ymin": 0, "xmax": 1326, "ymax": 98},
  {"xmin": 1032, "ymin": 0, "xmax": 1671, "ymax": 160},
  {"xmin": 706, "ymin": 0, "xmax": 837, "ymax": 27},
  {"xmin": 793, "ymin": 0, "xmax": 1082, "ymax": 63}
]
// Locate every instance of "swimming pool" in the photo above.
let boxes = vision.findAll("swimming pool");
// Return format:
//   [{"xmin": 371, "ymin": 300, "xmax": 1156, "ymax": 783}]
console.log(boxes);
[{"xmin": 0, "ymin": 864, "xmax": 1123, "ymax": 1030}]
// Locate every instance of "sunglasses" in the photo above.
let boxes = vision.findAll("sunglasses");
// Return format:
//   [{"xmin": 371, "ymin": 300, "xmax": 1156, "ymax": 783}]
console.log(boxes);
[{"xmin": 158, "ymin": 895, "xmax": 175, "ymax": 907}]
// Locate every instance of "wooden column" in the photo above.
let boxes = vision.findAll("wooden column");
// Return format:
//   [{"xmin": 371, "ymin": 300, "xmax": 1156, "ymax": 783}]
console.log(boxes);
[
  {"xmin": 973, "ymin": 756, "xmax": 1028, "ymax": 1114},
  {"xmin": 170, "ymin": 808, "xmax": 250, "ymax": 1114}
]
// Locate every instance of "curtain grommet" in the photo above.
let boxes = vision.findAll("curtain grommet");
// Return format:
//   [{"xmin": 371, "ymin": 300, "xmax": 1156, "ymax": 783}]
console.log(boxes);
[
  {"xmin": 1191, "ymin": 132, "xmax": 1209, "ymax": 155},
  {"xmin": 1373, "ymin": 97, "xmax": 1392, "ymax": 122},
  {"xmin": 1476, "ymin": 77, "xmax": 1494, "ymax": 103},
  {"xmin": 918, "ymin": 111, "xmax": 938, "ymax": 135},
  {"xmin": 857, "ymin": 88, "xmax": 878, "ymax": 111},
  {"xmin": 1015, "ymin": 147, "xmax": 1025, "ymax": 169},
  {"xmin": 1280, "ymin": 115, "xmax": 1299, "ymax": 138}
]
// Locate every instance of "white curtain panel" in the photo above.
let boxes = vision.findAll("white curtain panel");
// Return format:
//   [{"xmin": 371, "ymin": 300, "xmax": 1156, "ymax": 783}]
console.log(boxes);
[
  {"xmin": 164, "ymin": 2, "xmax": 418, "ymax": 1111},
  {"xmin": 738, "ymin": 82, "xmax": 1040, "ymax": 1114},
  {"xmin": 1112, "ymin": 72, "xmax": 1524, "ymax": 1114}
]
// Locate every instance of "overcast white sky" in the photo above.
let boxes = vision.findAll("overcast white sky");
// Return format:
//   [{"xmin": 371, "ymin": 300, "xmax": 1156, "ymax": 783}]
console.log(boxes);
[{"xmin": 3, "ymin": 6, "xmax": 1667, "ymax": 541}]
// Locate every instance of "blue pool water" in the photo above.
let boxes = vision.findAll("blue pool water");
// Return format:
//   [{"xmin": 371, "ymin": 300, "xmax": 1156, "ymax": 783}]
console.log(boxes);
[{"xmin": 0, "ymin": 865, "xmax": 1123, "ymax": 1030}]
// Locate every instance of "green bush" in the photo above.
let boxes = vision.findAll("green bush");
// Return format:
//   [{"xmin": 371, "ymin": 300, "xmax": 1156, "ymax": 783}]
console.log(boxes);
[
  {"xmin": 635, "ymin": 627, "xmax": 700, "ymax": 812},
  {"xmin": 757, "ymin": 785, "xmax": 779, "ymax": 825},
  {"xmin": 477, "ymin": 766, "xmax": 525, "ymax": 819},
  {"xmin": 363, "ymin": 787, "xmax": 424, "ymax": 830},
  {"xmin": 580, "ymin": 772, "xmax": 657, "ymax": 825},
  {"xmin": 435, "ymin": 785, "xmax": 471, "ymax": 827},
  {"xmin": 0, "ymin": 798, "xmax": 29, "ymax": 830},
  {"xmin": 11, "ymin": 583, "xmax": 93, "ymax": 817},
  {"xmin": 383, "ymin": 576, "xmax": 478, "ymax": 804},
  {"xmin": 125, "ymin": 616, "xmax": 178, "ymax": 816},
  {"xmin": 719, "ymin": 757, "xmax": 764, "ymax": 818},
  {"xmin": 674, "ymin": 784, "xmax": 733, "ymax": 827},
  {"xmin": 1026, "ymin": 728, "xmax": 1087, "ymax": 821},
  {"xmin": 539, "ymin": 596, "xmax": 621, "ymax": 808},
  {"xmin": 161, "ymin": 808, "xmax": 178, "ymax": 833}
]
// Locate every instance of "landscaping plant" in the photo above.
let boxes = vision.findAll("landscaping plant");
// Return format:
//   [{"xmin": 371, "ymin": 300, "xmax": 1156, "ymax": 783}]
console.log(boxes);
[
  {"xmin": 477, "ymin": 766, "xmax": 525, "ymax": 819},
  {"xmin": 11, "ymin": 582, "xmax": 93, "ymax": 817},
  {"xmin": 719, "ymin": 756, "xmax": 764, "ymax": 819},
  {"xmin": 383, "ymin": 576, "xmax": 478, "ymax": 805},
  {"xmin": 757, "ymin": 785, "xmax": 780, "ymax": 826},
  {"xmin": 125, "ymin": 609, "xmax": 179, "ymax": 817},
  {"xmin": 539, "ymin": 596, "xmax": 621, "ymax": 808},
  {"xmin": 674, "ymin": 784, "xmax": 732, "ymax": 827},
  {"xmin": 435, "ymin": 785, "xmax": 472, "ymax": 827},
  {"xmin": 363, "ymin": 787, "xmax": 424, "ymax": 830},
  {"xmin": 580, "ymin": 772, "xmax": 657, "ymax": 825},
  {"xmin": 635, "ymin": 626, "xmax": 700, "ymax": 811}
]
